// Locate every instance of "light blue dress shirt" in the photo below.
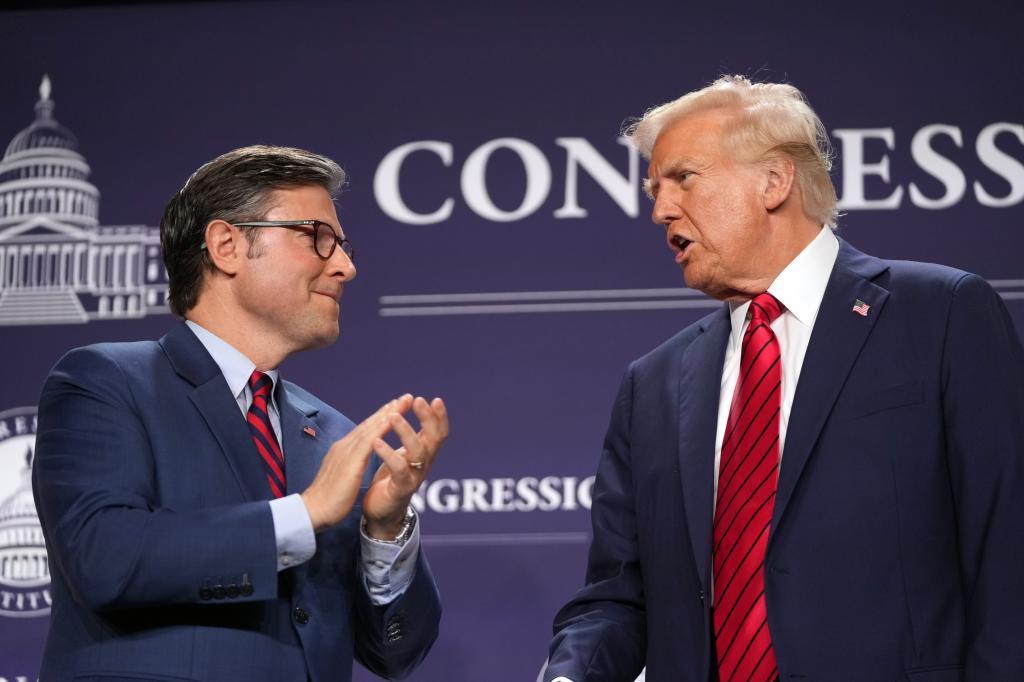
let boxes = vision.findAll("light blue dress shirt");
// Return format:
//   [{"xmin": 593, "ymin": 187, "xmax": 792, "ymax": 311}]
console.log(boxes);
[{"xmin": 185, "ymin": 320, "xmax": 418, "ymax": 604}]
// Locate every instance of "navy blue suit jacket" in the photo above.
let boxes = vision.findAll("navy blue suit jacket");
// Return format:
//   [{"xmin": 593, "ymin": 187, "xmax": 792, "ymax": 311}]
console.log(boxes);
[
  {"xmin": 547, "ymin": 240, "xmax": 1024, "ymax": 682},
  {"xmin": 33, "ymin": 323, "xmax": 440, "ymax": 682}
]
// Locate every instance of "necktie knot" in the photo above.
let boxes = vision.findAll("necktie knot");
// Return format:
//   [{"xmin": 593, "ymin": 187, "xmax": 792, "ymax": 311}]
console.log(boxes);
[
  {"xmin": 749, "ymin": 293, "xmax": 784, "ymax": 326},
  {"xmin": 248, "ymin": 370, "xmax": 273, "ymax": 400}
]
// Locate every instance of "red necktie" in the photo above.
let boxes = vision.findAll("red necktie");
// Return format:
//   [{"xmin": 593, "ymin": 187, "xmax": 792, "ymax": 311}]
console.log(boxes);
[
  {"xmin": 713, "ymin": 293, "xmax": 783, "ymax": 682},
  {"xmin": 246, "ymin": 370, "xmax": 286, "ymax": 498}
]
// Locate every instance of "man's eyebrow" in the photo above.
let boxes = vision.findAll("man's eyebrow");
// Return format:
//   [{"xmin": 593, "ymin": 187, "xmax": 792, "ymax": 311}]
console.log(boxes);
[
  {"xmin": 657, "ymin": 158, "xmax": 699, "ymax": 177},
  {"xmin": 318, "ymin": 219, "xmax": 346, "ymax": 237},
  {"xmin": 643, "ymin": 178, "xmax": 656, "ymax": 199},
  {"xmin": 645, "ymin": 157, "xmax": 700, "ymax": 198}
]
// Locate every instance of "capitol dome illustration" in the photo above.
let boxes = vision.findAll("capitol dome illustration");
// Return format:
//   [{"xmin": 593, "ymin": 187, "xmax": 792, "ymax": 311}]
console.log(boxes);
[
  {"xmin": 1, "ymin": 75, "xmax": 100, "ymax": 230},
  {"xmin": 0, "ymin": 75, "xmax": 170, "ymax": 325},
  {"xmin": 0, "ymin": 446, "xmax": 47, "ymax": 589}
]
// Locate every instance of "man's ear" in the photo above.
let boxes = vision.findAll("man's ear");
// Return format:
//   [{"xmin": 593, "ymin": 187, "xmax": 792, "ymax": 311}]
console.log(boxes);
[
  {"xmin": 204, "ymin": 219, "xmax": 243, "ymax": 275},
  {"xmin": 762, "ymin": 154, "xmax": 796, "ymax": 212}
]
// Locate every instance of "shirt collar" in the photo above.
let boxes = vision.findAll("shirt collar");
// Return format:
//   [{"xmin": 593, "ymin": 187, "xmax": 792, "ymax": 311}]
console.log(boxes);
[
  {"xmin": 728, "ymin": 226, "xmax": 839, "ymax": 341},
  {"xmin": 185, "ymin": 320, "xmax": 280, "ymax": 401}
]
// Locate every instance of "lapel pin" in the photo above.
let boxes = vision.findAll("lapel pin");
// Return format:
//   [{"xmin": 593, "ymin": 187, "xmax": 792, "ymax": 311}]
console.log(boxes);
[
  {"xmin": 852, "ymin": 299, "xmax": 871, "ymax": 317},
  {"xmin": 302, "ymin": 425, "xmax": 317, "ymax": 438}
]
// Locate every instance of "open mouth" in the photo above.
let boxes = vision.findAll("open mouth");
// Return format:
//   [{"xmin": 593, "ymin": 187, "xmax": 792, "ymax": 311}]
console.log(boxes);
[{"xmin": 671, "ymin": 235, "xmax": 692, "ymax": 252}]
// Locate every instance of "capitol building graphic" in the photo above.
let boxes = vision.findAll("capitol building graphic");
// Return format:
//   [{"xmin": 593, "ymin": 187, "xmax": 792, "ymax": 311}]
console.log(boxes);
[
  {"xmin": 0, "ymin": 406, "xmax": 48, "ymax": 618},
  {"xmin": 0, "ymin": 75, "xmax": 170, "ymax": 325},
  {"xmin": 0, "ymin": 444, "xmax": 48, "ymax": 615}
]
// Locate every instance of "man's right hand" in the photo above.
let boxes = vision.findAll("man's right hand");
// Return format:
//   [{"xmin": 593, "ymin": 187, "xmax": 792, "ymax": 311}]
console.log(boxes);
[{"xmin": 301, "ymin": 394, "xmax": 414, "ymax": 533}]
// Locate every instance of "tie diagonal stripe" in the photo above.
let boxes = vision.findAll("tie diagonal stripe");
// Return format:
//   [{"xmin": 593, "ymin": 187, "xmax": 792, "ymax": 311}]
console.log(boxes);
[
  {"xmin": 714, "ymin": 511, "xmax": 773, "ymax": 604},
  {"xmin": 717, "ymin": 592, "xmax": 768, "ymax": 668},
  {"xmin": 714, "ymin": 460, "xmax": 778, "ymax": 561},
  {"xmin": 747, "ymin": 641, "xmax": 778, "ymax": 682},
  {"xmin": 718, "ymin": 409, "xmax": 779, "ymax": 505},
  {"xmin": 721, "ymin": 359, "xmax": 780, "ymax": 467},
  {"xmin": 248, "ymin": 423, "xmax": 286, "ymax": 480},
  {"xmin": 722, "ymin": 338, "xmax": 776, "ymax": 449},
  {"xmin": 247, "ymin": 410, "xmax": 284, "ymax": 462}
]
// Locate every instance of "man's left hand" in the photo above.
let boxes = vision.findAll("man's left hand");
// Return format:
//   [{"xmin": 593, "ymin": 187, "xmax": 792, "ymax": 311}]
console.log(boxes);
[{"xmin": 363, "ymin": 396, "xmax": 449, "ymax": 539}]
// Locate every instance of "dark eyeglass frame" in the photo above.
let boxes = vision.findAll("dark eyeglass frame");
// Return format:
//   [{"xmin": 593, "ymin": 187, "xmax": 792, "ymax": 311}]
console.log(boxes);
[{"xmin": 204, "ymin": 220, "xmax": 354, "ymax": 261}]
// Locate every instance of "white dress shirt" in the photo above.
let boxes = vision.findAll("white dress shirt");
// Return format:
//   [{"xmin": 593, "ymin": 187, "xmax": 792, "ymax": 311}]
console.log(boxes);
[
  {"xmin": 549, "ymin": 227, "xmax": 838, "ymax": 682},
  {"xmin": 703, "ymin": 226, "xmax": 838, "ymax": 614},
  {"xmin": 185, "ymin": 320, "xmax": 418, "ymax": 604},
  {"xmin": 713, "ymin": 226, "xmax": 839, "ymax": 499}
]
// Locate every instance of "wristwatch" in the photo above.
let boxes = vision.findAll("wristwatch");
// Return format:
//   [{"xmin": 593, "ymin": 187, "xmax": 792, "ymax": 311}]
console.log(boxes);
[{"xmin": 363, "ymin": 507, "xmax": 416, "ymax": 545}]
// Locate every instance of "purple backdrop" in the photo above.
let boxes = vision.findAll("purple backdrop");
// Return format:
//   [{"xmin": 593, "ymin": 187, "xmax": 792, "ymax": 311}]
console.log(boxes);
[{"xmin": 0, "ymin": 1, "xmax": 1021, "ymax": 679}]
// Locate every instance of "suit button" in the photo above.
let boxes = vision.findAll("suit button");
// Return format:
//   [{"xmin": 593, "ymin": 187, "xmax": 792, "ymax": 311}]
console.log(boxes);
[
  {"xmin": 226, "ymin": 584, "xmax": 240, "ymax": 599},
  {"xmin": 698, "ymin": 589, "xmax": 705, "ymax": 603},
  {"xmin": 212, "ymin": 584, "xmax": 226, "ymax": 600},
  {"xmin": 240, "ymin": 582, "xmax": 254, "ymax": 597},
  {"xmin": 199, "ymin": 587, "xmax": 213, "ymax": 601},
  {"xmin": 294, "ymin": 607, "xmax": 310, "ymax": 625}
]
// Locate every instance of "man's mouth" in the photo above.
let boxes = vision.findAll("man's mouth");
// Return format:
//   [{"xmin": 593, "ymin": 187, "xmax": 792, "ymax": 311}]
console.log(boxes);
[
  {"xmin": 670, "ymin": 235, "xmax": 692, "ymax": 261},
  {"xmin": 315, "ymin": 289, "xmax": 341, "ymax": 302}
]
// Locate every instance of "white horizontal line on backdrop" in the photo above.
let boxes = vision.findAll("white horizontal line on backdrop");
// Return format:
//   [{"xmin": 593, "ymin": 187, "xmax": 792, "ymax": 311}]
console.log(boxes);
[
  {"xmin": 380, "ymin": 300, "xmax": 721, "ymax": 316},
  {"xmin": 379, "ymin": 288, "xmax": 702, "ymax": 304},
  {"xmin": 422, "ymin": 531, "xmax": 590, "ymax": 547}
]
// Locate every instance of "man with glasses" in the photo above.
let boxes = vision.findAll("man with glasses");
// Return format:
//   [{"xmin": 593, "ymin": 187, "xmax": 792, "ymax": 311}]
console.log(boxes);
[{"xmin": 32, "ymin": 145, "xmax": 445, "ymax": 682}]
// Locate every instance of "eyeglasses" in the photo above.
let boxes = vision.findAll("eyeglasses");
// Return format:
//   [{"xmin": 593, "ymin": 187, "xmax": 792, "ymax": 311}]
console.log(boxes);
[{"xmin": 224, "ymin": 220, "xmax": 355, "ymax": 261}]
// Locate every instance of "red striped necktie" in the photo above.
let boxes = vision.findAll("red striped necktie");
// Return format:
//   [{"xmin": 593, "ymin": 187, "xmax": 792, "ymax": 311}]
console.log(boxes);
[
  {"xmin": 712, "ymin": 292, "xmax": 784, "ymax": 682},
  {"xmin": 246, "ymin": 370, "xmax": 286, "ymax": 499}
]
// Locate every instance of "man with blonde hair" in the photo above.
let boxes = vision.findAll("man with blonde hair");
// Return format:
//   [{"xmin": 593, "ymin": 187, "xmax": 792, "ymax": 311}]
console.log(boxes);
[{"xmin": 545, "ymin": 76, "xmax": 1024, "ymax": 681}]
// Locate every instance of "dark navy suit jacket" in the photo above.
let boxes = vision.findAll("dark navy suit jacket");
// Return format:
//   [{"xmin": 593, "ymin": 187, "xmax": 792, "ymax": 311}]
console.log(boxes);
[
  {"xmin": 547, "ymin": 240, "xmax": 1024, "ymax": 682},
  {"xmin": 33, "ymin": 323, "xmax": 440, "ymax": 682}
]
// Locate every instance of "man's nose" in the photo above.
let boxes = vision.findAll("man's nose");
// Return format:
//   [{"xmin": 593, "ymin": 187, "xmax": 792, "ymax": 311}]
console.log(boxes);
[
  {"xmin": 328, "ymin": 247, "xmax": 357, "ymax": 281},
  {"xmin": 651, "ymin": 191, "xmax": 680, "ymax": 226}
]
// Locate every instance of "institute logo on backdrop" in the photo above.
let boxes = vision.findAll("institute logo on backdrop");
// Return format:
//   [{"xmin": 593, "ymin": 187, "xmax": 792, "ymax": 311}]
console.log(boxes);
[
  {"xmin": 0, "ymin": 406, "xmax": 49, "ymax": 618},
  {"xmin": 0, "ymin": 75, "xmax": 170, "ymax": 326}
]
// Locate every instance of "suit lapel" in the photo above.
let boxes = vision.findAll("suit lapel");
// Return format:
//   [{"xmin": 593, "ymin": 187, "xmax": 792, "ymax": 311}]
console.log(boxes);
[
  {"xmin": 768, "ymin": 240, "xmax": 890, "ymax": 546},
  {"xmin": 159, "ymin": 323, "xmax": 271, "ymax": 502},
  {"xmin": 677, "ymin": 306, "xmax": 731, "ymax": 592},
  {"xmin": 278, "ymin": 384, "xmax": 323, "ymax": 495}
]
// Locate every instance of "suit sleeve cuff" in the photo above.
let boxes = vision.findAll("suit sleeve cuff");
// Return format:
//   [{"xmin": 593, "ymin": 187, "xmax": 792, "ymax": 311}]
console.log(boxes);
[
  {"xmin": 269, "ymin": 494, "xmax": 316, "ymax": 571},
  {"xmin": 360, "ymin": 511, "xmax": 420, "ymax": 605}
]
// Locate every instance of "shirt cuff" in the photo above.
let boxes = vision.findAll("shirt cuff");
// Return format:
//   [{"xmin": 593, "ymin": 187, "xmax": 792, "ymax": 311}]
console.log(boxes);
[
  {"xmin": 269, "ymin": 494, "xmax": 316, "ymax": 571},
  {"xmin": 550, "ymin": 678, "xmax": 575, "ymax": 682},
  {"xmin": 360, "ymin": 511, "xmax": 421, "ymax": 605}
]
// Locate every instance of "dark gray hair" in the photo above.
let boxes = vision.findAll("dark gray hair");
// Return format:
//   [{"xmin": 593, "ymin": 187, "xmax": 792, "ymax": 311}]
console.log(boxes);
[{"xmin": 160, "ymin": 145, "xmax": 346, "ymax": 317}]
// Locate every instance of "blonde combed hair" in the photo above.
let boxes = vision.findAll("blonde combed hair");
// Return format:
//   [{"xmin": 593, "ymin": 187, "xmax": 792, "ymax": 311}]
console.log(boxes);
[{"xmin": 624, "ymin": 75, "xmax": 838, "ymax": 228}]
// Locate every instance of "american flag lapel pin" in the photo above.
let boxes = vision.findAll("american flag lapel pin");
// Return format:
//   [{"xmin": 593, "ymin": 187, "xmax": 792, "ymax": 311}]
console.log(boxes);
[
  {"xmin": 852, "ymin": 299, "xmax": 871, "ymax": 317},
  {"xmin": 302, "ymin": 425, "xmax": 317, "ymax": 438}
]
